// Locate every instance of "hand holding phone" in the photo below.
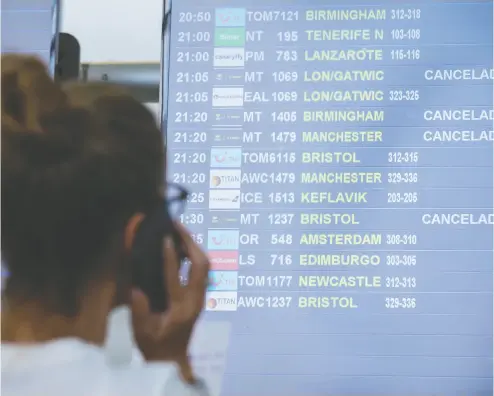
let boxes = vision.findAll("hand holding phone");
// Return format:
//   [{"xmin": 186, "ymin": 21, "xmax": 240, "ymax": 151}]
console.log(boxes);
[
  {"xmin": 130, "ymin": 223, "xmax": 210, "ymax": 381},
  {"xmin": 131, "ymin": 187, "xmax": 188, "ymax": 312}
]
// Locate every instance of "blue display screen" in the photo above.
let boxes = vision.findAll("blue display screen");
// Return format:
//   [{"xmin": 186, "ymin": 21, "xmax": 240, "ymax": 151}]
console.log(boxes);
[
  {"xmin": 161, "ymin": 1, "xmax": 494, "ymax": 394},
  {"xmin": 1, "ymin": 0, "xmax": 60, "ymax": 73}
]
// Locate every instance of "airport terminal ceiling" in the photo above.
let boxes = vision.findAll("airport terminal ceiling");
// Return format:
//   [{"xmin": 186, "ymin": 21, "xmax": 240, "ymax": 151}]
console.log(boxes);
[{"xmin": 161, "ymin": 0, "xmax": 494, "ymax": 395}]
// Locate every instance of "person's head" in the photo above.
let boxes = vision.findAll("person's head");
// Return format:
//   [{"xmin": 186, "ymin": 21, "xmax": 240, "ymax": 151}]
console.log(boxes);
[
  {"xmin": 1, "ymin": 54, "xmax": 67, "ymax": 131},
  {"xmin": 1, "ymin": 81, "xmax": 165, "ymax": 343},
  {"xmin": 62, "ymin": 82, "xmax": 165, "ymax": 197}
]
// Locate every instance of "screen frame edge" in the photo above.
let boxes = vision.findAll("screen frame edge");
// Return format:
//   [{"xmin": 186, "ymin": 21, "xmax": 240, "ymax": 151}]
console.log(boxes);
[
  {"xmin": 50, "ymin": 0, "xmax": 62, "ymax": 77},
  {"xmin": 159, "ymin": 0, "xmax": 172, "ymax": 147}
]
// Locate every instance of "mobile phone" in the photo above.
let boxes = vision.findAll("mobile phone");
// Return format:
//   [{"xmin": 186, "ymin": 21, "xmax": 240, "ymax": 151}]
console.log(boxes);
[
  {"xmin": 1, "ymin": 0, "xmax": 61, "ymax": 76},
  {"xmin": 131, "ymin": 202, "xmax": 186, "ymax": 312}
]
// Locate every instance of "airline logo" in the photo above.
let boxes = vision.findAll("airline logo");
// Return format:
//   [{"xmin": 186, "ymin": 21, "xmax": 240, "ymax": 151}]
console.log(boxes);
[
  {"xmin": 208, "ymin": 251, "xmax": 239, "ymax": 270},
  {"xmin": 215, "ymin": 8, "xmax": 246, "ymax": 26},
  {"xmin": 209, "ymin": 190, "xmax": 240, "ymax": 209},
  {"xmin": 208, "ymin": 271, "xmax": 238, "ymax": 291},
  {"xmin": 210, "ymin": 211, "xmax": 240, "ymax": 226},
  {"xmin": 215, "ymin": 28, "xmax": 246, "ymax": 47},
  {"xmin": 214, "ymin": 48, "xmax": 245, "ymax": 67},
  {"xmin": 210, "ymin": 169, "xmax": 241, "ymax": 189},
  {"xmin": 214, "ymin": 109, "xmax": 243, "ymax": 123},
  {"xmin": 215, "ymin": 71, "xmax": 244, "ymax": 83},
  {"xmin": 213, "ymin": 130, "xmax": 242, "ymax": 144},
  {"xmin": 206, "ymin": 291, "xmax": 238, "ymax": 311},
  {"xmin": 207, "ymin": 229, "xmax": 239, "ymax": 250},
  {"xmin": 212, "ymin": 87, "xmax": 244, "ymax": 107},
  {"xmin": 210, "ymin": 147, "xmax": 242, "ymax": 167}
]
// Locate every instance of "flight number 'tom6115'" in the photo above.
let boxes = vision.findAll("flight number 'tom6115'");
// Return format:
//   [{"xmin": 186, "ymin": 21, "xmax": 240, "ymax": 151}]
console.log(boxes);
[{"xmin": 242, "ymin": 152, "xmax": 296, "ymax": 163}]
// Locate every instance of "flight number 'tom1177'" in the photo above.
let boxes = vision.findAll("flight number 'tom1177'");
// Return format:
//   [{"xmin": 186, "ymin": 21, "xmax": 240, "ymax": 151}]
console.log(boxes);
[{"xmin": 236, "ymin": 275, "xmax": 416, "ymax": 289}]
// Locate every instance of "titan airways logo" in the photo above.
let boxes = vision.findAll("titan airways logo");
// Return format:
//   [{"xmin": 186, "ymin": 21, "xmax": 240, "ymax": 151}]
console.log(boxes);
[
  {"xmin": 206, "ymin": 291, "xmax": 238, "ymax": 311},
  {"xmin": 210, "ymin": 169, "xmax": 241, "ymax": 189}
]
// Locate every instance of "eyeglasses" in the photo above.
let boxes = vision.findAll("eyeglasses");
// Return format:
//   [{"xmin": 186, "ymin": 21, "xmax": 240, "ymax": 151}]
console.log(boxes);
[{"xmin": 166, "ymin": 183, "xmax": 189, "ymax": 219}]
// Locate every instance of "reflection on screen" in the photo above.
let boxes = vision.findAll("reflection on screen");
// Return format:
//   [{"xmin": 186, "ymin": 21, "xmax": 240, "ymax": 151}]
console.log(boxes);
[
  {"xmin": 1, "ymin": 0, "xmax": 59, "ymax": 73},
  {"xmin": 162, "ymin": 0, "xmax": 494, "ymax": 394},
  {"xmin": 1, "ymin": 261, "xmax": 6, "ymax": 294}
]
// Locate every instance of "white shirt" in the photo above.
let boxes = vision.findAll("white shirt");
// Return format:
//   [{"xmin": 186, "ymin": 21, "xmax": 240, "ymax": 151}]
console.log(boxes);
[
  {"xmin": 104, "ymin": 309, "xmax": 231, "ymax": 396},
  {"xmin": 1, "ymin": 338, "xmax": 209, "ymax": 396},
  {"xmin": 104, "ymin": 306, "xmax": 144, "ymax": 366}
]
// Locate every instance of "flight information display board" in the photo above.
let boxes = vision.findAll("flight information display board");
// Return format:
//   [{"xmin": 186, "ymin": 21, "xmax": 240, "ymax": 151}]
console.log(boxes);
[
  {"xmin": 161, "ymin": 0, "xmax": 494, "ymax": 394},
  {"xmin": 1, "ymin": 0, "xmax": 60, "ymax": 72}
]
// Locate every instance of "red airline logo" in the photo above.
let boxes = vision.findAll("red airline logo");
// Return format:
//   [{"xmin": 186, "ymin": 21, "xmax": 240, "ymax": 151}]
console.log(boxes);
[
  {"xmin": 219, "ymin": 14, "xmax": 231, "ymax": 23},
  {"xmin": 211, "ymin": 236, "xmax": 223, "ymax": 245},
  {"xmin": 214, "ymin": 154, "xmax": 226, "ymax": 163},
  {"xmin": 208, "ymin": 251, "xmax": 239, "ymax": 270}
]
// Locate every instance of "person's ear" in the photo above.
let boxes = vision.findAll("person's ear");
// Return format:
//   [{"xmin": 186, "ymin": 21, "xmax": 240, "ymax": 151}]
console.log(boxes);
[{"xmin": 124, "ymin": 213, "xmax": 145, "ymax": 253}]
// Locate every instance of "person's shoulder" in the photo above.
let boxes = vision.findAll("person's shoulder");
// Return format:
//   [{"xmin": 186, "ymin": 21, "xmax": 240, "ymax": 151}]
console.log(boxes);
[
  {"xmin": 2, "ymin": 340, "xmax": 208, "ymax": 396},
  {"xmin": 109, "ymin": 362, "xmax": 209, "ymax": 396}
]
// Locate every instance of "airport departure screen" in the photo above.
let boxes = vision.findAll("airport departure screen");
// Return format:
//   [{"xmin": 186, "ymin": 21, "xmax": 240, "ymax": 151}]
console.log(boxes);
[
  {"xmin": 1, "ymin": 0, "xmax": 59, "ymax": 71},
  {"xmin": 162, "ymin": 0, "xmax": 494, "ymax": 394}
]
